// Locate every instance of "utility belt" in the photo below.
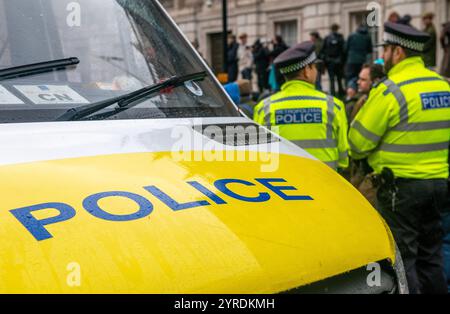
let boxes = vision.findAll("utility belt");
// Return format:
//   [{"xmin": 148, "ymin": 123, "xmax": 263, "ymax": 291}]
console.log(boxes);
[
  {"xmin": 365, "ymin": 168, "xmax": 448, "ymax": 212},
  {"xmin": 370, "ymin": 168, "xmax": 395, "ymax": 188},
  {"xmin": 370, "ymin": 169, "xmax": 448, "ymax": 187},
  {"xmin": 356, "ymin": 167, "xmax": 398, "ymax": 211},
  {"xmin": 352, "ymin": 161, "xmax": 450, "ymax": 210}
]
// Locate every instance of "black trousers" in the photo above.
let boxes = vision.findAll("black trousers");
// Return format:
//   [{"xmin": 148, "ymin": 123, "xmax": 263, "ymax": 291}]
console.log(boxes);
[
  {"xmin": 326, "ymin": 62, "xmax": 344, "ymax": 97},
  {"xmin": 256, "ymin": 70, "xmax": 268, "ymax": 93},
  {"xmin": 241, "ymin": 67, "xmax": 252, "ymax": 81},
  {"xmin": 227, "ymin": 64, "xmax": 238, "ymax": 83},
  {"xmin": 377, "ymin": 178, "xmax": 449, "ymax": 294}
]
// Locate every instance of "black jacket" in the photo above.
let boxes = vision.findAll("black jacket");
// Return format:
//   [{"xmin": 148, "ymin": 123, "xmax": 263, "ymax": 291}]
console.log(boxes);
[
  {"xmin": 269, "ymin": 42, "xmax": 289, "ymax": 60},
  {"xmin": 346, "ymin": 26, "xmax": 372, "ymax": 65},
  {"xmin": 321, "ymin": 32, "xmax": 345, "ymax": 64},
  {"xmin": 252, "ymin": 42, "xmax": 270, "ymax": 73},
  {"xmin": 227, "ymin": 41, "xmax": 239, "ymax": 65}
]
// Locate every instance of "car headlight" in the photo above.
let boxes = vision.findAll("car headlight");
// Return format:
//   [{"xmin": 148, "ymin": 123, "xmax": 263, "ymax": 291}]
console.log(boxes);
[{"xmin": 283, "ymin": 258, "xmax": 405, "ymax": 294}]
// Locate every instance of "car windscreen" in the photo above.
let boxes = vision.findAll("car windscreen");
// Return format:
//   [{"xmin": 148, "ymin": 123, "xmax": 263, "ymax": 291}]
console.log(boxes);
[{"xmin": 0, "ymin": 0, "xmax": 239, "ymax": 123}]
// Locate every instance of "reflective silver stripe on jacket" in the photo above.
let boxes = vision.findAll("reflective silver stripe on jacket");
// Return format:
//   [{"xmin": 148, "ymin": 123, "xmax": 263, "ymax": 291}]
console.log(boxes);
[
  {"xmin": 352, "ymin": 120, "xmax": 381, "ymax": 143},
  {"xmin": 397, "ymin": 76, "xmax": 446, "ymax": 87},
  {"xmin": 378, "ymin": 141, "xmax": 449, "ymax": 153},
  {"xmin": 257, "ymin": 104, "xmax": 265, "ymax": 115},
  {"xmin": 326, "ymin": 95, "xmax": 335, "ymax": 140},
  {"xmin": 262, "ymin": 98, "xmax": 272, "ymax": 127},
  {"xmin": 324, "ymin": 160, "xmax": 338, "ymax": 169},
  {"xmin": 383, "ymin": 77, "xmax": 450, "ymax": 131},
  {"xmin": 339, "ymin": 151, "xmax": 348, "ymax": 160},
  {"xmin": 383, "ymin": 79, "xmax": 408, "ymax": 123},
  {"xmin": 271, "ymin": 96, "xmax": 327, "ymax": 103},
  {"xmin": 392, "ymin": 120, "xmax": 450, "ymax": 131},
  {"xmin": 291, "ymin": 138, "xmax": 337, "ymax": 149},
  {"xmin": 349, "ymin": 139, "xmax": 366, "ymax": 155}
]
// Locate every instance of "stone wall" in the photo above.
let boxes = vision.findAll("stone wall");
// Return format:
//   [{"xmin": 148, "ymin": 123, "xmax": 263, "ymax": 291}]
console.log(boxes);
[{"xmin": 161, "ymin": 0, "xmax": 449, "ymax": 72}]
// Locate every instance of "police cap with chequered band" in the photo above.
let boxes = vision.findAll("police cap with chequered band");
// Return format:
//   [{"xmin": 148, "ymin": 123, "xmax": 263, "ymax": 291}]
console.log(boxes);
[
  {"xmin": 380, "ymin": 22, "xmax": 431, "ymax": 52},
  {"xmin": 274, "ymin": 41, "xmax": 317, "ymax": 75}
]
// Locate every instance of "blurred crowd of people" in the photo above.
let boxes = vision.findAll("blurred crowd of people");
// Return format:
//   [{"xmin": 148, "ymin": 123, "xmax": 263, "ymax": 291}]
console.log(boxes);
[
  {"xmin": 226, "ymin": 33, "xmax": 288, "ymax": 94},
  {"xmin": 222, "ymin": 11, "xmax": 450, "ymax": 121}
]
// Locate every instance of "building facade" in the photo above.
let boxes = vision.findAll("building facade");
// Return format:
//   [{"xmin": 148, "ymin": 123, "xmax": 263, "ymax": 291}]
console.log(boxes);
[{"xmin": 161, "ymin": 0, "xmax": 450, "ymax": 73}]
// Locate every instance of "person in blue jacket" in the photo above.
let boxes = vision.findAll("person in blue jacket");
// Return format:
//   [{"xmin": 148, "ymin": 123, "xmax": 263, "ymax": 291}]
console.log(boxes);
[{"xmin": 223, "ymin": 80, "xmax": 256, "ymax": 117}]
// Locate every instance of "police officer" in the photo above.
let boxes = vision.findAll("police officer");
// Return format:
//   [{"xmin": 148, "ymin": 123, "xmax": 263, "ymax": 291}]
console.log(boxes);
[
  {"xmin": 254, "ymin": 41, "xmax": 349, "ymax": 170},
  {"xmin": 349, "ymin": 22, "xmax": 450, "ymax": 294}
]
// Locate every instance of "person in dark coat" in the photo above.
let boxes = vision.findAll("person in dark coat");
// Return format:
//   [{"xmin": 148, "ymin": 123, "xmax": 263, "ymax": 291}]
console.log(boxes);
[
  {"xmin": 345, "ymin": 25, "xmax": 372, "ymax": 84},
  {"xmin": 252, "ymin": 39, "xmax": 270, "ymax": 93},
  {"xmin": 422, "ymin": 12, "xmax": 437, "ymax": 69},
  {"xmin": 321, "ymin": 23, "xmax": 345, "ymax": 97},
  {"xmin": 227, "ymin": 34, "xmax": 239, "ymax": 83},
  {"xmin": 310, "ymin": 31, "xmax": 324, "ymax": 90},
  {"xmin": 268, "ymin": 35, "xmax": 289, "ymax": 91},
  {"xmin": 269, "ymin": 35, "xmax": 289, "ymax": 60},
  {"xmin": 440, "ymin": 22, "xmax": 450, "ymax": 77},
  {"xmin": 397, "ymin": 14, "xmax": 412, "ymax": 26}
]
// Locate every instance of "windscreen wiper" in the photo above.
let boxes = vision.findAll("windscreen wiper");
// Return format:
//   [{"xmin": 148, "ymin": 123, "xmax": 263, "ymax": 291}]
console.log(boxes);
[
  {"xmin": 0, "ymin": 57, "xmax": 80, "ymax": 81},
  {"xmin": 55, "ymin": 71, "xmax": 207, "ymax": 121}
]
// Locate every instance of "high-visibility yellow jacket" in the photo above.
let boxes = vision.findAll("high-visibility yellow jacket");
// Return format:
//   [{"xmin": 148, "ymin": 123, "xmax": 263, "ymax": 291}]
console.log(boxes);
[
  {"xmin": 349, "ymin": 57, "xmax": 450, "ymax": 179},
  {"xmin": 254, "ymin": 80, "xmax": 349, "ymax": 169}
]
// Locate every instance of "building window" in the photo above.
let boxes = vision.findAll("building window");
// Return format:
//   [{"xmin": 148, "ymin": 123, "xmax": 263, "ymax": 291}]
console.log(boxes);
[
  {"xmin": 275, "ymin": 20, "xmax": 298, "ymax": 47},
  {"xmin": 349, "ymin": 11, "xmax": 369, "ymax": 32},
  {"xmin": 447, "ymin": 0, "xmax": 450, "ymax": 20}
]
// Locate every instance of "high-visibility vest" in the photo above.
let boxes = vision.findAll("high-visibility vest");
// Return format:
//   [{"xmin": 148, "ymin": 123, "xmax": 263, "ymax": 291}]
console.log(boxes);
[
  {"xmin": 254, "ymin": 80, "xmax": 349, "ymax": 169},
  {"xmin": 349, "ymin": 57, "xmax": 450, "ymax": 179}
]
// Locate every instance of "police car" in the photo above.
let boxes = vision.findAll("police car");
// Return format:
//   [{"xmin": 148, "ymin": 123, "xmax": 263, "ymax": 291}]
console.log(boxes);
[{"xmin": 0, "ymin": 0, "xmax": 407, "ymax": 293}]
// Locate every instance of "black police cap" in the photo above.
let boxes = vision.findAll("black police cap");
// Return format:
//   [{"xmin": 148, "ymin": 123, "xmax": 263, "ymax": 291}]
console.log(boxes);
[
  {"xmin": 381, "ymin": 22, "xmax": 430, "ymax": 52},
  {"xmin": 274, "ymin": 41, "xmax": 317, "ymax": 75}
]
